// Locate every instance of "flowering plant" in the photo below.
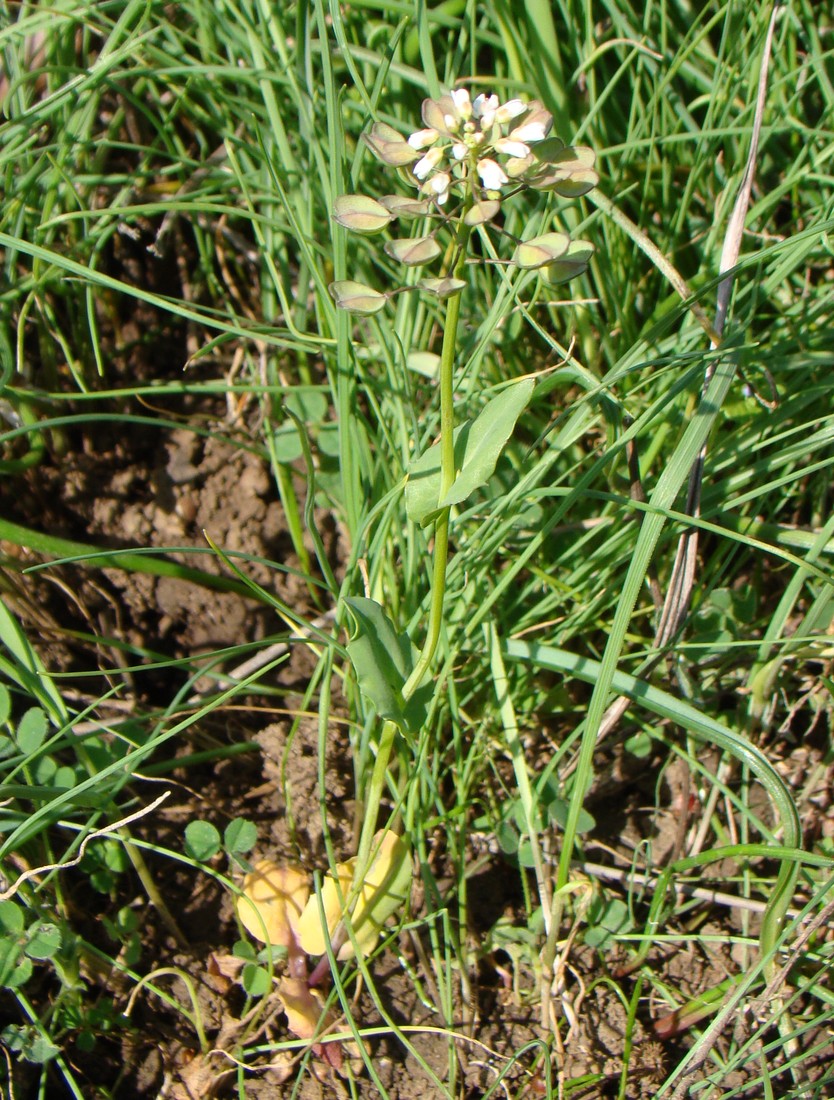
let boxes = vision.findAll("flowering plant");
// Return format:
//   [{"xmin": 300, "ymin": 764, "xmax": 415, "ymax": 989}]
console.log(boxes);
[
  {"xmin": 326, "ymin": 88, "xmax": 597, "ymax": 1007},
  {"xmin": 330, "ymin": 88, "xmax": 598, "ymax": 312}
]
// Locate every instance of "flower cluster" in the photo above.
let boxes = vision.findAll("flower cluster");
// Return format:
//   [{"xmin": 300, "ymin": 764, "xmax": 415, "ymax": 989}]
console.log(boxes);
[
  {"xmin": 404, "ymin": 89, "xmax": 552, "ymax": 205},
  {"xmin": 329, "ymin": 87, "xmax": 598, "ymax": 313}
]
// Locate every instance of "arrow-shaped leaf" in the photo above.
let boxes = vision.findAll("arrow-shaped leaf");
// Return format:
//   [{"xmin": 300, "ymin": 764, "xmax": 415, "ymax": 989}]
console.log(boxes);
[
  {"xmin": 343, "ymin": 598, "xmax": 427, "ymax": 732},
  {"xmin": 405, "ymin": 379, "xmax": 535, "ymax": 525}
]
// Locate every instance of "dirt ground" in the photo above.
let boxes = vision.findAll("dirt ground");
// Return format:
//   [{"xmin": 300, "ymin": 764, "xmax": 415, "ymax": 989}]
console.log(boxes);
[{"xmin": 2, "ymin": 251, "xmax": 832, "ymax": 1100}]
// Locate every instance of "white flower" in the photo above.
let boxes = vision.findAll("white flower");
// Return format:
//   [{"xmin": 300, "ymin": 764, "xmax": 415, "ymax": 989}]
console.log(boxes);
[
  {"xmin": 477, "ymin": 158, "xmax": 508, "ymax": 190},
  {"xmin": 472, "ymin": 93, "xmax": 499, "ymax": 119},
  {"xmin": 495, "ymin": 99, "xmax": 527, "ymax": 124},
  {"xmin": 422, "ymin": 171, "xmax": 451, "ymax": 205},
  {"xmin": 510, "ymin": 106, "xmax": 553, "ymax": 144},
  {"xmin": 494, "ymin": 137, "xmax": 530, "ymax": 159},
  {"xmin": 413, "ymin": 146, "xmax": 445, "ymax": 179},
  {"xmin": 511, "ymin": 120, "xmax": 547, "ymax": 142},
  {"xmin": 408, "ymin": 128, "xmax": 438, "ymax": 150},
  {"xmin": 451, "ymin": 88, "xmax": 473, "ymax": 120}
]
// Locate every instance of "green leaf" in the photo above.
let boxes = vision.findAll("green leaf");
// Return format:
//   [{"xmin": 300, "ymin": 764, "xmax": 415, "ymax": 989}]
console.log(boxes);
[
  {"xmin": 102, "ymin": 840, "xmax": 129, "ymax": 873},
  {"xmin": 0, "ymin": 1024, "xmax": 59, "ymax": 1063},
  {"xmin": 384, "ymin": 236, "xmax": 441, "ymax": 266},
  {"xmin": 405, "ymin": 380, "xmax": 534, "ymax": 525},
  {"xmin": 496, "ymin": 819, "xmax": 520, "ymax": 855},
  {"xmin": 184, "ymin": 820, "xmax": 221, "ymax": 861},
  {"xmin": 0, "ymin": 601, "xmax": 66, "ymax": 724},
  {"xmin": 0, "ymin": 936, "xmax": 23, "ymax": 988},
  {"xmin": 224, "ymin": 818, "xmax": 258, "ymax": 855},
  {"xmin": 16, "ymin": 707, "xmax": 48, "ymax": 754},
  {"xmin": 0, "ymin": 682, "xmax": 10, "ymax": 724},
  {"xmin": 548, "ymin": 798, "xmax": 596, "ymax": 835},
  {"xmin": 332, "ymin": 194, "xmax": 393, "ymax": 233},
  {"xmin": 34, "ymin": 755, "xmax": 57, "ymax": 784},
  {"xmin": 405, "ymin": 423, "xmax": 466, "ymax": 527},
  {"xmin": 242, "ymin": 962, "xmax": 271, "ymax": 997},
  {"xmin": 343, "ymin": 598, "xmax": 426, "ymax": 733},
  {"xmin": 54, "ymin": 765, "xmax": 77, "ymax": 788},
  {"xmin": 406, "ymin": 351, "xmax": 440, "ymax": 378},
  {"xmin": 585, "ymin": 897, "xmax": 631, "ymax": 949},
  {"xmin": 0, "ymin": 900, "xmax": 24, "ymax": 935},
  {"xmin": 328, "ymin": 280, "xmax": 387, "ymax": 315},
  {"xmin": 25, "ymin": 922, "xmax": 61, "ymax": 960},
  {"xmin": 439, "ymin": 380, "xmax": 534, "ymax": 510},
  {"xmin": 2, "ymin": 954, "xmax": 32, "ymax": 989}
]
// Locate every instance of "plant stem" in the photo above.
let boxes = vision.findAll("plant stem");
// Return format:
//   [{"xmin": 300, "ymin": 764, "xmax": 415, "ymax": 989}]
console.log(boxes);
[
  {"xmin": 352, "ymin": 240, "xmax": 469, "ymax": 904},
  {"xmin": 402, "ymin": 238, "xmax": 467, "ymax": 699}
]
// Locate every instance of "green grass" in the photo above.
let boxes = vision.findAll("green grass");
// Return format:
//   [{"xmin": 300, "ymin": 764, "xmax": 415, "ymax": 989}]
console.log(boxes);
[{"xmin": 2, "ymin": 0, "xmax": 834, "ymax": 1097}]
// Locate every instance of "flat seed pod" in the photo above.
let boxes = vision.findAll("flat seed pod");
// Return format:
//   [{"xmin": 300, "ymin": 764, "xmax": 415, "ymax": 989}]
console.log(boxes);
[
  {"xmin": 513, "ymin": 232, "xmax": 571, "ymax": 269},
  {"xmin": 543, "ymin": 169, "xmax": 599, "ymax": 197},
  {"xmin": 332, "ymin": 195, "xmax": 393, "ymax": 233},
  {"xmin": 543, "ymin": 240, "xmax": 595, "ymax": 284},
  {"xmin": 378, "ymin": 195, "xmax": 431, "ymax": 217},
  {"xmin": 464, "ymin": 200, "xmax": 501, "ymax": 226},
  {"xmin": 384, "ymin": 236, "xmax": 441, "ymax": 266},
  {"xmin": 329, "ymin": 281, "xmax": 387, "ymax": 314},
  {"xmin": 363, "ymin": 122, "xmax": 421, "ymax": 166},
  {"xmin": 418, "ymin": 277, "xmax": 467, "ymax": 298}
]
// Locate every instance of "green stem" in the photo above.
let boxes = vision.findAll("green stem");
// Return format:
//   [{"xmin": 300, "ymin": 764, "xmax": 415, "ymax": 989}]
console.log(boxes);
[
  {"xmin": 353, "ymin": 236, "xmax": 470, "ymax": 901},
  {"xmin": 402, "ymin": 241, "xmax": 467, "ymax": 699}
]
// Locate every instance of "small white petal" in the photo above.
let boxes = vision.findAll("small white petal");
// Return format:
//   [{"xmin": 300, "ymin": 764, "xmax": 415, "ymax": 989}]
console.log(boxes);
[
  {"xmin": 494, "ymin": 137, "xmax": 530, "ymax": 158},
  {"xmin": 423, "ymin": 171, "xmax": 451, "ymax": 204},
  {"xmin": 495, "ymin": 99, "xmax": 527, "ymax": 124},
  {"xmin": 451, "ymin": 88, "xmax": 472, "ymax": 119},
  {"xmin": 408, "ymin": 128, "xmax": 438, "ymax": 150},
  {"xmin": 472, "ymin": 93, "xmax": 499, "ymax": 118},
  {"xmin": 443, "ymin": 113, "xmax": 459, "ymax": 132},
  {"xmin": 413, "ymin": 146, "xmax": 445, "ymax": 179},
  {"xmin": 511, "ymin": 120, "xmax": 548, "ymax": 142},
  {"xmin": 451, "ymin": 142, "xmax": 467, "ymax": 160},
  {"xmin": 477, "ymin": 157, "xmax": 508, "ymax": 190}
]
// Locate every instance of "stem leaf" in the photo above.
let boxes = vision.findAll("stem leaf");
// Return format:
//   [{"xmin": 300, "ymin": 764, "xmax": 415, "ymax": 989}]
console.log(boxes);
[
  {"xmin": 343, "ymin": 597, "xmax": 428, "ymax": 732},
  {"xmin": 405, "ymin": 378, "xmax": 535, "ymax": 525}
]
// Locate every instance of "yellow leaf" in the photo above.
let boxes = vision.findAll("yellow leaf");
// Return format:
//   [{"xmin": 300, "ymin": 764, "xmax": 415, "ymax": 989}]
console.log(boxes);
[
  {"xmin": 237, "ymin": 860, "xmax": 309, "ymax": 947},
  {"xmin": 296, "ymin": 860, "xmax": 354, "ymax": 957},
  {"xmin": 297, "ymin": 830, "xmax": 411, "ymax": 960}
]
